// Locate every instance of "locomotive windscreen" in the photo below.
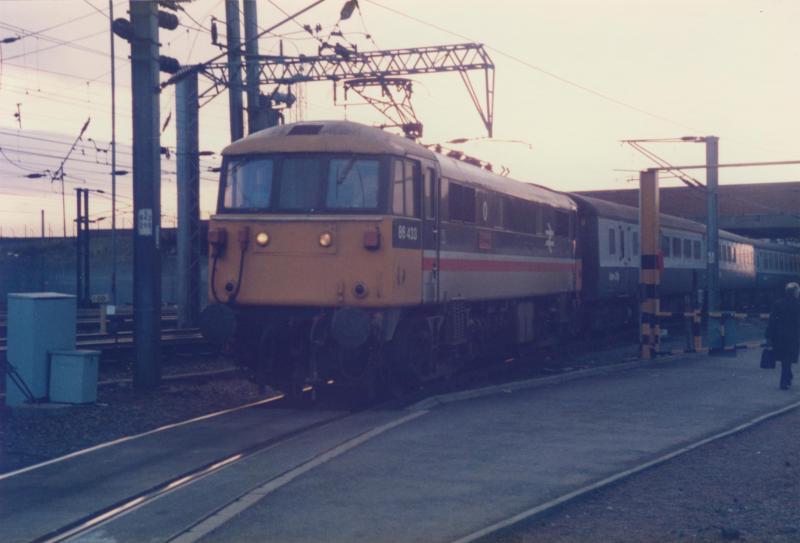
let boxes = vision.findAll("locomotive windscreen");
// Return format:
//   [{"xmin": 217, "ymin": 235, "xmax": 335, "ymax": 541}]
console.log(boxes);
[{"xmin": 220, "ymin": 154, "xmax": 384, "ymax": 213}]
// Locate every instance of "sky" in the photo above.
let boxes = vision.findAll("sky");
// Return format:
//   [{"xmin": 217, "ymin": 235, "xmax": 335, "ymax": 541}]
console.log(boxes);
[{"xmin": 0, "ymin": 0, "xmax": 798, "ymax": 236}]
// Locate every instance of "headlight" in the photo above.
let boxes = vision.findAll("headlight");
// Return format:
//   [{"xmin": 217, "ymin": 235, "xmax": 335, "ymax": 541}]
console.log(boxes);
[
  {"xmin": 255, "ymin": 231, "xmax": 270, "ymax": 247},
  {"xmin": 319, "ymin": 231, "xmax": 333, "ymax": 247}
]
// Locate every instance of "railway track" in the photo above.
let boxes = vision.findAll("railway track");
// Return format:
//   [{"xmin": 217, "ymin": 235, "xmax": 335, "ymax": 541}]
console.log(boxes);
[
  {"xmin": 0, "ymin": 328, "xmax": 208, "ymax": 361},
  {"xmin": 19, "ymin": 393, "xmax": 421, "ymax": 543},
  {"xmin": 0, "ymin": 306, "xmax": 179, "ymax": 336},
  {"xmin": 5, "ymin": 333, "xmax": 790, "ymax": 543}
]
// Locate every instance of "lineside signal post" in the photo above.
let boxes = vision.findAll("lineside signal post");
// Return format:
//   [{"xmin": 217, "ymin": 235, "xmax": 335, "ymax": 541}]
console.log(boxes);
[{"xmin": 639, "ymin": 168, "xmax": 661, "ymax": 359}]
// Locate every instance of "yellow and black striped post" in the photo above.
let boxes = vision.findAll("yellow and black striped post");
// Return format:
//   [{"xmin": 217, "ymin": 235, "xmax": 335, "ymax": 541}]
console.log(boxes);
[
  {"xmin": 639, "ymin": 168, "xmax": 660, "ymax": 359},
  {"xmin": 692, "ymin": 310, "xmax": 703, "ymax": 352}
]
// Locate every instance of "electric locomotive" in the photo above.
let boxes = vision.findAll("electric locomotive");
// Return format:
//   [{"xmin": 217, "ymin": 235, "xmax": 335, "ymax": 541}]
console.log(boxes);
[{"xmin": 200, "ymin": 120, "xmax": 579, "ymax": 395}]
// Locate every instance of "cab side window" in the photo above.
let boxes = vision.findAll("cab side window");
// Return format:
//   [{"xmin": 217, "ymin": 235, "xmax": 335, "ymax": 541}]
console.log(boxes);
[
  {"xmin": 423, "ymin": 167, "xmax": 435, "ymax": 220},
  {"xmin": 392, "ymin": 158, "xmax": 420, "ymax": 218},
  {"xmin": 392, "ymin": 160, "xmax": 404, "ymax": 215}
]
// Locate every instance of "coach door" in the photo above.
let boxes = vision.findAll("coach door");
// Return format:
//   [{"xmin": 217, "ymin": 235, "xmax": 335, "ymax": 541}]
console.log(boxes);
[{"xmin": 422, "ymin": 164, "xmax": 440, "ymax": 303}]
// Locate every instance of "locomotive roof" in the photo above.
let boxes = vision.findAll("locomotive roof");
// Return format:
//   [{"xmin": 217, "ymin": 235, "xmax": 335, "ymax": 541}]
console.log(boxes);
[
  {"xmin": 222, "ymin": 120, "xmax": 431, "ymax": 158},
  {"xmin": 222, "ymin": 120, "xmax": 575, "ymax": 212},
  {"xmin": 435, "ymin": 153, "xmax": 575, "ymax": 211}
]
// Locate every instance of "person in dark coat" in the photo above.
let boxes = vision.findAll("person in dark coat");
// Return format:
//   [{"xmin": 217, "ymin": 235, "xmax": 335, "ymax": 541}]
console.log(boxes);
[{"xmin": 766, "ymin": 282, "xmax": 800, "ymax": 390}]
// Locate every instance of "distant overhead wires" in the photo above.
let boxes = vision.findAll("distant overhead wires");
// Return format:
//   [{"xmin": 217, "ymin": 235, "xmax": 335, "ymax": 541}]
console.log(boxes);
[{"xmin": 364, "ymin": 0, "xmax": 697, "ymax": 132}]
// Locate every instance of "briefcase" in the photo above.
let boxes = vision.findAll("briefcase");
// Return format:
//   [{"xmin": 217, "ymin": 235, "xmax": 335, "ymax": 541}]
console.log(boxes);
[{"xmin": 760, "ymin": 348, "xmax": 775, "ymax": 369}]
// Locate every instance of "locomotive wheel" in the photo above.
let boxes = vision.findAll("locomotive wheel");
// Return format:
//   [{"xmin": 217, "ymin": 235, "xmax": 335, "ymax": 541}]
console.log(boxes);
[{"xmin": 388, "ymin": 318, "xmax": 434, "ymax": 393}]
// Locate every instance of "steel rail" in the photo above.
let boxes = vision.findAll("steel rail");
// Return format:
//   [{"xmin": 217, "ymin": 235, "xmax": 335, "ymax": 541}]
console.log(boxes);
[{"xmin": 30, "ymin": 401, "xmax": 369, "ymax": 543}]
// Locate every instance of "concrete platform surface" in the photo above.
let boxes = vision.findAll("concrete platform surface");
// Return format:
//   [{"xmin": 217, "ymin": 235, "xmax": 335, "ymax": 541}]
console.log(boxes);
[
  {"xmin": 192, "ymin": 351, "xmax": 799, "ymax": 543},
  {"xmin": 4, "ymin": 350, "xmax": 798, "ymax": 543}
]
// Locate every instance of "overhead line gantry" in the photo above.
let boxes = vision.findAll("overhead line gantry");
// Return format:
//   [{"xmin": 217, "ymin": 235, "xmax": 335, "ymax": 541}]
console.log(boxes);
[{"xmin": 166, "ymin": 42, "xmax": 495, "ymax": 139}]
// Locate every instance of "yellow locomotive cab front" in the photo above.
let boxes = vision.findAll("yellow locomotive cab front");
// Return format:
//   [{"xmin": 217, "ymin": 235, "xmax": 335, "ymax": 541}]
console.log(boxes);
[{"xmin": 208, "ymin": 215, "xmax": 421, "ymax": 307}]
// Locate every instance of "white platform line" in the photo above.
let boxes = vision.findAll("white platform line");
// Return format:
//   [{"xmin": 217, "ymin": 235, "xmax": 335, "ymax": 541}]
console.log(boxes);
[
  {"xmin": 0, "ymin": 394, "xmax": 284, "ymax": 481},
  {"xmin": 450, "ymin": 398, "xmax": 800, "ymax": 543},
  {"xmin": 169, "ymin": 410, "xmax": 429, "ymax": 543}
]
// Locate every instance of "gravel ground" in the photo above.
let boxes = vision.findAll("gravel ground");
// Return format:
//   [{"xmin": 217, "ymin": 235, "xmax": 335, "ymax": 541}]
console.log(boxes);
[
  {"xmin": 485, "ymin": 406, "xmax": 800, "ymax": 543},
  {"xmin": 0, "ymin": 355, "xmax": 266, "ymax": 474}
]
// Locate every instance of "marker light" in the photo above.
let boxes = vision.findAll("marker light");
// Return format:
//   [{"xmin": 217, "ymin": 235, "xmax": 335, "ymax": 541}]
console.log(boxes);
[
  {"xmin": 255, "ymin": 231, "xmax": 270, "ymax": 247},
  {"xmin": 319, "ymin": 232, "xmax": 333, "ymax": 247}
]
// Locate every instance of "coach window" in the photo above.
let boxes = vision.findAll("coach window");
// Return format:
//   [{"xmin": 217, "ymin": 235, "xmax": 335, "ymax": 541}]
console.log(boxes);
[
  {"xmin": 683, "ymin": 239, "xmax": 691, "ymax": 260},
  {"xmin": 619, "ymin": 229, "xmax": 626, "ymax": 258},
  {"xmin": 632, "ymin": 231, "xmax": 640, "ymax": 256},
  {"xmin": 449, "ymin": 183, "xmax": 476, "ymax": 223},
  {"xmin": 608, "ymin": 228, "xmax": 616, "ymax": 255},
  {"xmin": 661, "ymin": 235, "xmax": 670, "ymax": 257},
  {"xmin": 693, "ymin": 240, "xmax": 701, "ymax": 260},
  {"xmin": 672, "ymin": 237, "xmax": 682, "ymax": 258}
]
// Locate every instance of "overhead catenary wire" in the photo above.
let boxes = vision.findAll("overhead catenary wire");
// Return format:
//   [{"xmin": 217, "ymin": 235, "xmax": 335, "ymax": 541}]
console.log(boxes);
[
  {"xmin": 0, "ymin": 21, "xmax": 129, "ymax": 63},
  {"xmin": 363, "ymin": 0, "xmax": 698, "ymax": 133}
]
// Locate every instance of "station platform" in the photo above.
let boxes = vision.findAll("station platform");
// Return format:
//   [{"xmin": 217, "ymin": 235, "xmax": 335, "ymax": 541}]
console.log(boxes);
[{"xmin": 2, "ymin": 349, "xmax": 798, "ymax": 543}]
